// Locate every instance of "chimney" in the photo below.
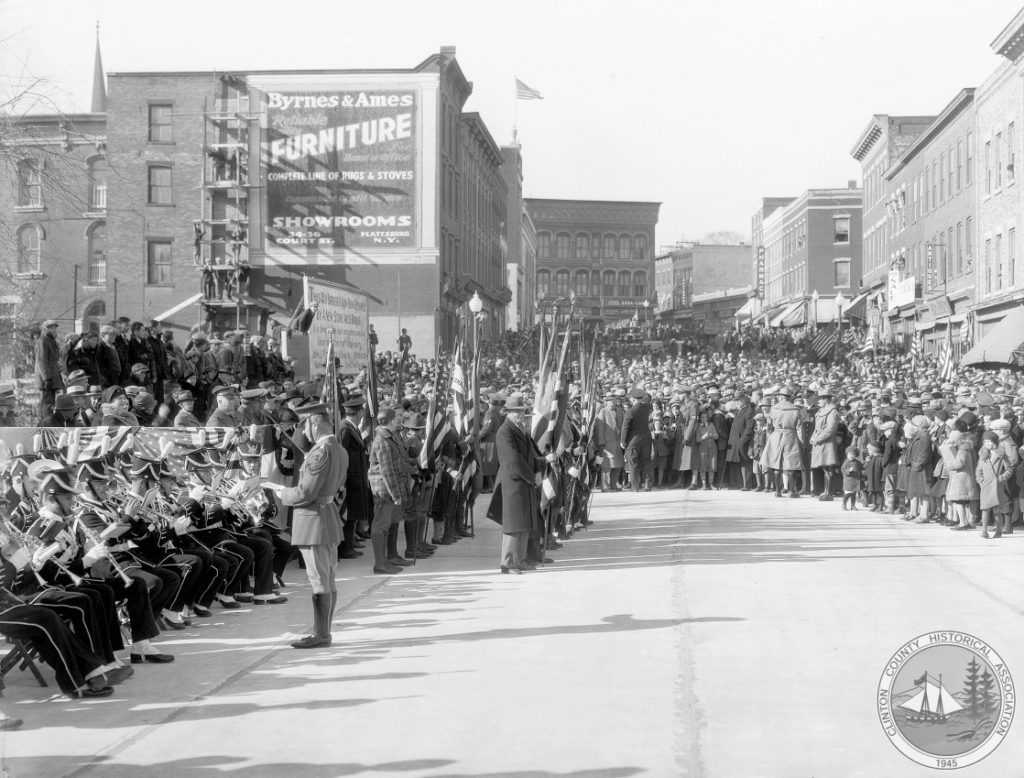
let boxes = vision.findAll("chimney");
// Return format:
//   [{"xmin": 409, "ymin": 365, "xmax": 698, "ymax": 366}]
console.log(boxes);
[
  {"xmin": 848, "ymin": 180, "xmax": 857, "ymax": 189},
  {"xmin": 440, "ymin": 46, "xmax": 456, "ymax": 59}
]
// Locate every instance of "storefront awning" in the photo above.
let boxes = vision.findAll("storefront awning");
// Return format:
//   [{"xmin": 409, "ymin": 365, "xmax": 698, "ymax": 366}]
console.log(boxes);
[
  {"xmin": 842, "ymin": 291, "xmax": 869, "ymax": 321},
  {"xmin": 152, "ymin": 293, "xmax": 202, "ymax": 323},
  {"xmin": 961, "ymin": 306, "xmax": 1024, "ymax": 367},
  {"xmin": 770, "ymin": 299, "xmax": 805, "ymax": 328},
  {"xmin": 734, "ymin": 297, "xmax": 761, "ymax": 321}
]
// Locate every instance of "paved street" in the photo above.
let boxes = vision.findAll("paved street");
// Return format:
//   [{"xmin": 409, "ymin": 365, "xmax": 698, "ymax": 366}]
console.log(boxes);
[{"xmin": 1, "ymin": 487, "xmax": 1023, "ymax": 778}]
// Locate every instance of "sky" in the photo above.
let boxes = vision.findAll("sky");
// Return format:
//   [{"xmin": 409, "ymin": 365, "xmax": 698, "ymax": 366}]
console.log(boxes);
[{"xmin": 2, "ymin": 0, "xmax": 1021, "ymax": 251}]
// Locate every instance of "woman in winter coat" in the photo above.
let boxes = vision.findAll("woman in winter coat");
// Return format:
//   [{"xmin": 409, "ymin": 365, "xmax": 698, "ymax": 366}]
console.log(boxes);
[
  {"xmin": 940, "ymin": 429, "xmax": 978, "ymax": 531},
  {"xmin": 976, "ymin": 431, "xmax": 1013, "ymax": 539}
]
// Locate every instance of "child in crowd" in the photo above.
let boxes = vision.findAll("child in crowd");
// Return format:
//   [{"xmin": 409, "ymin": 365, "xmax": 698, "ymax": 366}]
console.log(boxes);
[
  {"xmin": 695, "ymin": 408, "xmax": 718, "ymax": 490},
  {"xmin": 751, "ymin": 413, "xmax": 768, "ymax": 492},
  {"xmin": 841, "ymin": 446, "xmax": 863, "ymax": 511},
  {"xmin": 976, "ymin": 431, "xmax": 1012, "ymax": 539},
  {"xmin": 864, "ymin": 443, "xmax": 883, "ymax": 511},
  {"xmin": 652, "ymin": 417, "xmax": 672, "ymax": 488}
]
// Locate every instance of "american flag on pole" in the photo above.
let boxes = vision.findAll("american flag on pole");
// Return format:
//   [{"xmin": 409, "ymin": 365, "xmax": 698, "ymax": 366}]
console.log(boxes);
[
  {"xmin": 810, "ymin": 327, "xmax": 838, "ymax": 359},
  {"xmin": 858, "ymin": 327, "xmax": 876, "ymax": 354},
  {"xmin": 938, "ymin": 326, "xmax": 956, "ymax": 381},
  {"xmin": 516, "ymin": 78, "xmax": 543, "ymax": 100},
  {"xmin": 450, "ymin": 340, "xmax": 466, "ymax": 436},
  {"xmin": 909, "ymin": 330, "xmax": 921, "ymax": 369}
]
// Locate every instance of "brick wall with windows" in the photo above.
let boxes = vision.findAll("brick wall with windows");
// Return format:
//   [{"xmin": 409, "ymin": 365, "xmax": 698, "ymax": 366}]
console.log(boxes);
[{"xmin": 106, "ymin": 73, "xmax": 211, "ymax": 326}]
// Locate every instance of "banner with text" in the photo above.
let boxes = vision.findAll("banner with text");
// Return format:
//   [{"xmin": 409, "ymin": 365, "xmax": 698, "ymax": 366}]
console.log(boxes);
[
  {"xmin": 265, "ymin": 89, "xmax": 417, "ymax": 253},
  {"xmin": 304, "ymin": 277, "xmax": 369, "ymax": 375}
]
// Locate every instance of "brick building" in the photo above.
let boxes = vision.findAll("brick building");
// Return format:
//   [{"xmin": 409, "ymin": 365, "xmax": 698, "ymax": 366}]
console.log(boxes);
[
  {"xmin": 754, "ymin": 186, "xmax": 864, "ymax": 328},
  {"xmin": 97, "ymin": 47, "xmax": 510, "ymax": 358},
  {"xmin": 501, "ymin": 144, "xmax": 536, "ymax": 331},
  {"xmin": 526, "ymin": 198, "xmax": 660, "ymax": 327},
  {"xmin": 880, "ymin": 90, "xmax": 977, "ymax": 352},
  {"xmin": 654, "ymin": 243, "xmax": 750, "ymax": 329}
]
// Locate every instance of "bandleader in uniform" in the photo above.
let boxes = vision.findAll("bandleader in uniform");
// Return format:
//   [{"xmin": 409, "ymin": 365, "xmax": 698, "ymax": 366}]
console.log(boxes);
[{"xmin": 273, "ymin": 402, "xmax": 347, "ymax": 649}]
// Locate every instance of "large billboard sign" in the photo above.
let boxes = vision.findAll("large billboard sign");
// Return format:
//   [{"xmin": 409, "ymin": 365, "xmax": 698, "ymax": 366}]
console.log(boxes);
[{"xmin": 264, "ymin": 89, "xmax": 417, "ymax": 252}]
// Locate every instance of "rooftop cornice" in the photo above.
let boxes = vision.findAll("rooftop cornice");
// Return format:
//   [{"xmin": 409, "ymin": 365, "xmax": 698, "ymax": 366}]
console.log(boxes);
[{"xmin": 991, "ymin": 7, "xmax": 1024, "ymax": 61}]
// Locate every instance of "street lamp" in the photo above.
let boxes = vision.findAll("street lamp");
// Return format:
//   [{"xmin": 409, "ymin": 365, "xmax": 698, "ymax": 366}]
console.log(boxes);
[
  {"xmin": 835, "ymin": 291, "xmax": 847, "ymax": 341},
  {"xmin": 811, "ymin": 289, "xmax": 819, "ymax": 334}
]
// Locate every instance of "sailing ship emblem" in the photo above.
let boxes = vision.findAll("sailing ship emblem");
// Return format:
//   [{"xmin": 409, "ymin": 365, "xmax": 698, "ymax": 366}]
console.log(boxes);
[{"xmin": 878, "ymin": 632, "xmax": 1014, "ymax": 769}]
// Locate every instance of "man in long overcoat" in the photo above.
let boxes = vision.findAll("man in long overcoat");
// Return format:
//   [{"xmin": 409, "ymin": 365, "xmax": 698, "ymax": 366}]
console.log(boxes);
[
  {"xmin": 338, "ymin": 397, "xmax": 373, "ymax": 559},
  {"xmin": 726, "ymin": 393, "xmax": 756, "ymax": 490},
  {"xmin": 492, "ymin": 393, "xmax": 540, "ymax": 574},
  {"xmin": 478, "ymin": 394, "xmax": 505, "ymax": 491},
  {"xmin": 593, "ymin": 394, "xmax": 624, "ymax": 491},
  {"xmin": 276, "ymin": 402, "xmax": 347, "ymax": 648},
  {"xmin": 34, "ymin": 320, "xmax": 63, "ymax": 419},
  {"xmin": 763, "ymin": 385, "xmax": 803, "ymax": 497},
  {"xmin": 810, "ymin": 385, "xmax": 840, "ymax": 501},
  {"xmin": 671, "ymin": 388, "xmax": 699, "ymax": 487}
]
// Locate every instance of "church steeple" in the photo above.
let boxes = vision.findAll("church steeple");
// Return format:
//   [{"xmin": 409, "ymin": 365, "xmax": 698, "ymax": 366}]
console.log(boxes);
[{"xmin": 91, "ymin": 21, "xmax": 106, "ymax": 113}]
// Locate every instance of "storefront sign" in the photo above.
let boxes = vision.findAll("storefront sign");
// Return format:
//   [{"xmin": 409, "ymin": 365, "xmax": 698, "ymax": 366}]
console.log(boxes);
[
  {"xmin": 265, "ymin": 89, "xmax": 417, "ymax": 252},
  {"xmin": 756, "ymin": 246, "xmax": 765, "ymax": 298},
  {"xmin": 889, "ymin": 273, "xmax": 915, "ymax": 309}
]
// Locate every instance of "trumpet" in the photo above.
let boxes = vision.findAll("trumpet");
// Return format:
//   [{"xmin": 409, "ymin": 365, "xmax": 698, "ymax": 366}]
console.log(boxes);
[
  {"xmin": 71, "ymin": 509, "xmax": 135, "ymax": 588},
  {"xmin": 3, "ymin": 514, "xmax": 84, "ymax": 587},
  {"xmin": 0, "ymin": 514, "xmax": 47, "ymax": 586}
]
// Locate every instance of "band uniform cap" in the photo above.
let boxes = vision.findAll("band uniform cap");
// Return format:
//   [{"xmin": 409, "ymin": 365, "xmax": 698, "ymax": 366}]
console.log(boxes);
[
  {"xmin": 38, "ymin": 467, "xmax": 76, "ymax": 495},
  {"xmin": 504, "ymin": 392, "xmax": 529, "ymax": 411},
  {"xmin": 42, "ymin": 319, "xmax": 59, "ymax": 328},
  {"xmin": 295, "ymin": 402, "xmax": 328, "ymax": 417},
  {"xmin": 75, "ymin": 458, "xmax": 107, "ymax": 483},
  {"xmin": 240, "ymin": 388, "xmax": 266, "ymax": 400},
  {"xmin": 184, "ymin": 449, "xmax": 214, "ymax": 471},
  {"xmin": 27, "ymin": 458, "xmax": 65, "ymax": 483},
  {"xmin": 51, "ymin": 393, "xmax": 82, "ymax": 413},
  {"xmin": 129, "ymin": 453, "xmax": 161, "ymax": 477},
  {"xmin": 237, "ymin": 445, "xmax": 263, "ymax": 460}
]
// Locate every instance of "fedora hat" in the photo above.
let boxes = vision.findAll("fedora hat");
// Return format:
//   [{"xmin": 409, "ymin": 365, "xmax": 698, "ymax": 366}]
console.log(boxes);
[{"xmin": 504, "ymin": 392, "xmax": 529, "ymax": 411}]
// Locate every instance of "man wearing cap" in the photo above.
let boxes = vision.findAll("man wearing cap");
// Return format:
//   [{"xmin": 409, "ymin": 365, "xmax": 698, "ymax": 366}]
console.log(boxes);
[
  {"xmin": 34, "ymin": 320, "xmax": 64, "ymax": 420},
  {"xmin": 992, "ymin": 418, "xmax": 1019, "ymax": 534},
  {"xmin": 491, "ymin": 392, "xmax": 541, "ymax": 573},
  {"xmin": 40, "ymin": 394, "xmax": 83, "ymax": 427},
  {"xmin": 97, "ymin": 326, "xmax": 123, "ymax": 388},
  {"xmin": 338, "ymin": 395, "xmax": 373, "ymax": 559},
  {"xmin": 274, "ymin": 402, "xmax": 346, "ymax": 648},
  {"xmin": 206, "ymin": 385, "xmax": 242, "ymax": 427},
  {"xmin": 125, "ymin": 362, "xmax": 153, "ymax": 393},
  {"xmin": 146, "ymin": 320, "xmax": 168, "ymax": 404},
  {"xmin": 620, "ymin": 388, "xmax": 653, "ymax": 491},
  {"xmin": 367, "ymin": 406, "xmax": 410, "ymax": 575},
  {"xmin": 725, "ymin": 393, "xmax": 755, "ymax": 490},
  {"xmin": 671, "ymin": 387, "xmax": 699, "ymax": 487},
  {"xmin": 478, "ymin": 393, "xmax": 506, "ymax": 492}
]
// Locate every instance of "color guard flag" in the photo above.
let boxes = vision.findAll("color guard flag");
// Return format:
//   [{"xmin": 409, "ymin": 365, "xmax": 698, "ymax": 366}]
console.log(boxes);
[{"xmin": 516, "ymin": 78, "xmax": 543, "ymax": 100}]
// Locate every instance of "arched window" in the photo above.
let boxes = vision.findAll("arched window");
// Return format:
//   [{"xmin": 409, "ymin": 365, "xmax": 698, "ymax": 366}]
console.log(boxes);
[
  {"xmin": 82, "ymin": 300, "xmax": 106, "ymax": 334},
  {"xmin": 555, "ymin": 232, "xmax": 571, "ymax": 259},
  {"xmin": 574, "ymin": 233, "xmax": 589, "ymax": 259},
  {"xmin": 574, "ymin": 269, "xmax": 589, "ymax": 295},
  {"xmin": 536, "ymin": 269, "xmax": 551, "ymax": 297},
  {"xmin": 554, "ymin": 269, "xmax": 570, "ymax": 295},
  {"xmin": 537, "ymin": 232, "xmax": 551, "ymax": 259},
  {"xmin": 88, "ymin": 157, "xmax": 108, "ymax": 211},
  {"xmin": 633, "ymin": 234, "xmax": 648, "ymax": 261},
  {"xmin": 590, "ymin": 233, "xmax": 601, "ymax": 259},
  {"xmin": 589, "ymin": 271, "xmax": 600, "ymax": 297},
  {"xmin": 17, "ymin": 224, "xmax": 43, "ymax": 274},
  {"xmin": 619, "ymin": 234, "xmax": 632, "ymax": 260},
  {"xmin": 87, "ymin": 222, "xmax": 107, "ymax": 285},
  {"xmin": 603, "ymin": 234, "xmax": 616, "ymax": 259},
  {"xmin": 633, "ymin": 270, "xmax": 647, "ymax": 297},
  {"xmin": 617, "ymin": 270, "xmax": 631, "ymax": 296},
  {"xmin": 602, "ymin": 270, "xmax": 615, "ymax": 296},
  {"xmin": 17, "ymin": 159, "xmax": 42, "ymax": 208}
]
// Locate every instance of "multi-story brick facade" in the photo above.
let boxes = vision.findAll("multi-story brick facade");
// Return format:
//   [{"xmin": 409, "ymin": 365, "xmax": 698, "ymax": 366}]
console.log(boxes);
[
  {"xmin": 756, "ymin": 186, "xmax": 863, "ymax": 327},
  {"xmin": 974, "ymin": 9, "xmax": 1024, "ymax": 339},
  {"xmin": 98, "ymin": 48, "xmax": 510, "ymax": 358},
  {"xmin": 881, "ymin": 90, "xmax": 977, "ymax": 353},
  {"xmin": 655, "ymin": 244, "xmax": 750, "ymax": 328},
  {"xmin": 526, "ymin": 198, "xmax": 660, "ymax": 327}
]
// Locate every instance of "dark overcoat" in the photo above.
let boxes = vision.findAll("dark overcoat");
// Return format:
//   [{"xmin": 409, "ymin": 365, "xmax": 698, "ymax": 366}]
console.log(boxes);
[
  {"xmin": 725, "ymin": 404, "xmax": 754, "ymax": 464},
  {"xmin": 339, "ymin": 418, "xmax": 373, "ymax": 524},
  {"xmin": 490, "ymin": 418, "xmax": 540, "ymax": 534}
]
